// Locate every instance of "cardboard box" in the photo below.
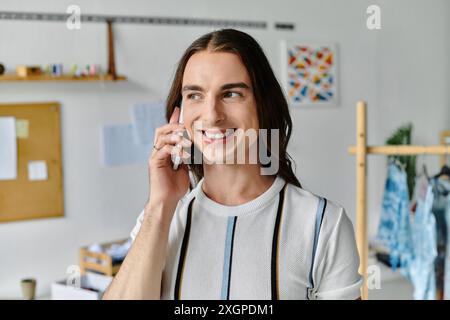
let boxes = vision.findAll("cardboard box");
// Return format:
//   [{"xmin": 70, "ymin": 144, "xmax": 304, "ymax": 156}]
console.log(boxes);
[{"xmin": 51, "ymin": 272, "xmax": 112, "ymax": 300}]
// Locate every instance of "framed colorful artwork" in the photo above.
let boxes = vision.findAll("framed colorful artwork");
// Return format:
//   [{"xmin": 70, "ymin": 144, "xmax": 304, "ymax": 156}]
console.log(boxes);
[{"xmin": 281, "ymin": 40, "xmax": 339, "ymax": 107}]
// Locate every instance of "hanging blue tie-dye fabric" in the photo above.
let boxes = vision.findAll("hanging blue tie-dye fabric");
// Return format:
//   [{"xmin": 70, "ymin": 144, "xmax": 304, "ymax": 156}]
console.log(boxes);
[
  {"xmin": 409, "ymin": 181, "xmax": 437, "ymax": 300},
  {"xmin": 430, "ymin": 177, "xmax": 450, "ymax": 299},
  {"xmin": 377, "ymin": 163, "xmax": 414, "ymax": 277}
]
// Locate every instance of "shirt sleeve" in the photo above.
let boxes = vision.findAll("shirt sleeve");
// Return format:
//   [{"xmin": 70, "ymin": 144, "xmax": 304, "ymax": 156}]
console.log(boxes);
[{"xmin": 313, "ymin": 207, "xmax": 363, "ymax": 300}]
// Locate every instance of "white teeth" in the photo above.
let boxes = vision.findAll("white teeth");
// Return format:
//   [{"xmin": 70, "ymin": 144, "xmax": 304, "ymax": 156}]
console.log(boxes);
[
  {"xmin": 204, "ymin": 130, "xmax": 234, "ymax": 139},
  {"xmin": 205, "ymin": 132, "xmax": 223, "ymax": 139}
]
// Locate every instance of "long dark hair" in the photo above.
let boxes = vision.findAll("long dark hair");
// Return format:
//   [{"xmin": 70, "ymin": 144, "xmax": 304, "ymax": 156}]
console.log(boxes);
[{"xmin": 165, "ymin": 28, "xmax": 301, "ymax": 188}]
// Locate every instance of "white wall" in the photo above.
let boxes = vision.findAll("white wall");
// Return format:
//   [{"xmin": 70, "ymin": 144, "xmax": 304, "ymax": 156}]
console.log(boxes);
[{"xmin": 0, "ymin": 0, "xmax": 448, "ymax": 298}]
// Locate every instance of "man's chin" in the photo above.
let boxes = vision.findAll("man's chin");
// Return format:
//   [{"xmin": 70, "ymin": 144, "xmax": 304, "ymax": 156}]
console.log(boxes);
[{"xmin": 201, "ymin": 146, "xmax": 238, "ymax": 165}]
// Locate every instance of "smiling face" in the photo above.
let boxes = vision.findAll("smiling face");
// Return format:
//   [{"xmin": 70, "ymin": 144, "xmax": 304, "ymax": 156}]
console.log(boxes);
[{"xmin": 181, "ymin": 50, "xmax": 259, "ymax": 164}]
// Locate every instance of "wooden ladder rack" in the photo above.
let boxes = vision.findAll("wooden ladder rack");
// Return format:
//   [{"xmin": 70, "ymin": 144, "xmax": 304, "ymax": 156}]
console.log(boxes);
[{"xmin": 348, "ymin": 101, "xmax": 450, "ymax": 300}]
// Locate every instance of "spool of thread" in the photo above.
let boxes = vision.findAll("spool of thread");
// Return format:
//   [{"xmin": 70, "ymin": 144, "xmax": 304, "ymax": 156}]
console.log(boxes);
[
  {"xmin": 52, "ymin": 64, "xmax": 63, "ymax": 76},
  {"xmin": 44, "ymin": 64, "xmax": 51, "ymax": 75},
  {"xmin": 89, "ymin": 64, "xmax": 97, "ymax": 76},
  {"xmin": 70, "ymin": 64, "xmax": 77, "ymax": 76}
]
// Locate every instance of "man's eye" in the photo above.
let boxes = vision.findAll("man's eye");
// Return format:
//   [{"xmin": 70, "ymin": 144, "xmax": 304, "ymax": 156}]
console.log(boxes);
[
  {"xmin": 187, "ymin": 93, "xmax": 201, "ymax": 100},
  {"xmin": 223, "ymin": 91, "xmax": 242, "ymax": 99}
]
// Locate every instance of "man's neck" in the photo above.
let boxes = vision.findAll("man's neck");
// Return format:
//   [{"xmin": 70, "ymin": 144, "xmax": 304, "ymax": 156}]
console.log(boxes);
[{"xmin": 202, "ymin": 164, "xmax": 276, "ymax": 206}]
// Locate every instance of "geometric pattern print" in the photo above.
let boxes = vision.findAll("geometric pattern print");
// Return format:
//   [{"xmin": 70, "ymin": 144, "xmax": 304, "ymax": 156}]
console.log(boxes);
[{"xmin": 287, "ymin": 45, "xmax": 335, "ymax": 104}]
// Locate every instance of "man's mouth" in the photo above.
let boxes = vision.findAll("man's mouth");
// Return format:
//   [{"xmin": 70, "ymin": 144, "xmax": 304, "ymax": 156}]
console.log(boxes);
[{"xmin": 200, "ymin": 128, "xmax": 236, "ymax": 143}]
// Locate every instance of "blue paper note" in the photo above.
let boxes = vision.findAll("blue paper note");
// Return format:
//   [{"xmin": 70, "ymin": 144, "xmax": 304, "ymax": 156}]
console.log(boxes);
[
  {"xmin": 131, "ymin": 102, "xmax": 166, "ymax": 145},
  {"xmin": 101, "ymin": 124, "xmax": 151, "ymax": 166}
]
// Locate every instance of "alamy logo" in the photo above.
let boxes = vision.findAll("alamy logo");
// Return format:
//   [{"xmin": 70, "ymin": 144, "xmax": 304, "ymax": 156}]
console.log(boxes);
[
  {"xmin": 174, "ymin": 122, "xmax": 280, "ymax": 176},
  {"xmin": 367, "ymin": 264, "xmax": 381, "ymax": 290},
  {"xmin": 66, "ymin": 5, "xmax": 81, "ymax": 30},
  {"xmin": 66, "ymin": 265, "xmax": 81, "ymax": 288},
  {"xmin": 366, "ymin": 5, "xmax": 381, "ymax": 30}
]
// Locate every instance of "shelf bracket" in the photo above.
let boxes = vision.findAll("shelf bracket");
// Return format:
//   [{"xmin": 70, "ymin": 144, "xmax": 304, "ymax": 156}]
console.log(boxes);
[{"xmin": 106, "ymin": 20, "xmax": 117, "ymax": 81}]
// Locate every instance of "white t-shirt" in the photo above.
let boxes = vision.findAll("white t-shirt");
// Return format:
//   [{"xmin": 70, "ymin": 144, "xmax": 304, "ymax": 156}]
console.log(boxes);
[{"xmin": 130, "ymin": 176, "xmax": 363, "ymax": 300}]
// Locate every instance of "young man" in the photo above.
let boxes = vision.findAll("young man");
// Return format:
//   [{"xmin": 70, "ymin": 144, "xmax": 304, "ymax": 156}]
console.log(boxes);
[{"xmin": 103, "ymin": 29, "xmax": 362, "ymax": 300}]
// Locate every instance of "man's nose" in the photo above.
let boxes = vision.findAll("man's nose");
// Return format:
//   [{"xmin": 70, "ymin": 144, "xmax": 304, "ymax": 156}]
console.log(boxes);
[{"xmin": 202, "ymin": 97, "xmax": 225, "ymax": 125}]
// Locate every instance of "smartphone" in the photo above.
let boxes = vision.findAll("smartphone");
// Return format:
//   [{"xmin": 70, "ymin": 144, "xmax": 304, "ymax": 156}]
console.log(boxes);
[{"xmin": 171, "ymin": 101, "xmax": 184, "ymax": 170}]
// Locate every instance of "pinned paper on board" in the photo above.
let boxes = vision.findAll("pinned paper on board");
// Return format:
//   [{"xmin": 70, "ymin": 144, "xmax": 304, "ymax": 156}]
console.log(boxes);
[
  {"xmin": 28, "ymin": 160, "xmax": 48, "ymax": 181},
  {"xmin": 16, "ymin": 119, "xmax": 30, "ymax": 139},
  {"xmin": 0, "ymin": 117, "xmax": 17, "ymax": 180}
]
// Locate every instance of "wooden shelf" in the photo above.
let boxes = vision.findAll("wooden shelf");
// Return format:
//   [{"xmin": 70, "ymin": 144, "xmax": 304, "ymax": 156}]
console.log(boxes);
[
  {"xmin": 0, "ymin": 20, "xmax": 124, "ymax": 84},
  {"xmin": 0, "ymin": 74, "xmax": 126, "ymax": 82}
]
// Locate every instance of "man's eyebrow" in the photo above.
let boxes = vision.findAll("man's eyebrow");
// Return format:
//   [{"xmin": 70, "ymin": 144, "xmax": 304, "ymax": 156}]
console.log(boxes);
[
  {"xmin": 181, "ymin": 82, "xmax": 251, "ymax": 92},
  {"xmin": 220, "ymin": 82, "xmax": 251, "ymax": 91},
  {"xmin": 182, "ymin": 85, "xmax": 204, "ymax": 92}
]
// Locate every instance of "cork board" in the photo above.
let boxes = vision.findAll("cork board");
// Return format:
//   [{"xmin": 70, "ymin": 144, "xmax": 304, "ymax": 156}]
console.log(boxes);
[{"xmin": 0, "ymin": 102, "xmax": 64, "ymax": 223}]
